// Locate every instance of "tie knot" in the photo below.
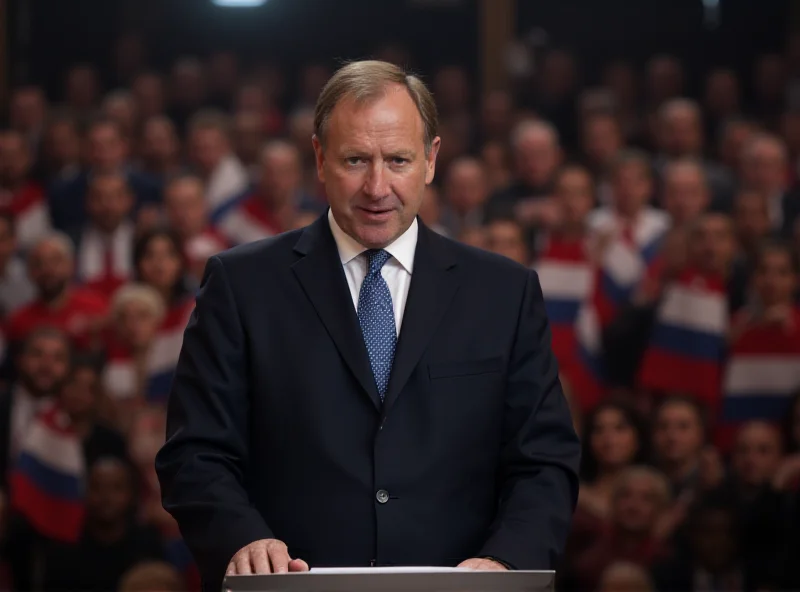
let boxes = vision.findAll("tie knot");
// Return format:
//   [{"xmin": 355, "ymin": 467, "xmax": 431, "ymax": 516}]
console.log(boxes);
[{"xmin": 366, "ymin": 249, "xmax": 391, "ymax": 274}]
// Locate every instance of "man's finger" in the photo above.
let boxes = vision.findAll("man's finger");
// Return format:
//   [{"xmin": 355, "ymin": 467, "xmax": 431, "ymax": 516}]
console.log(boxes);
[
  {"xmin": 251, "ymin": 546, "xmax": 271, "ymax": 574},
  {"xmin": 235, "ymin": 554, "xmax": 253, "ymax": 575},
  {"xmin": 226, "ymin": 562, "xmax": 236, "ymax": 576},
  {"xmin": 268, "ymin": 546, "xmax": 291, "ymax": 573},
  {"xmin": 289, "ymin": 558, "xmax": 309, "ymax": 572}
]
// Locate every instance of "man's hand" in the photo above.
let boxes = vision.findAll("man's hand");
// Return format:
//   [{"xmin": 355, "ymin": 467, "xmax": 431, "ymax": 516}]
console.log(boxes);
[
  {"xmin": 226, "ymin": 539, "xmax": 309, "ymax": 575},
  {"xmin": 457, "ymin": 558, "xmax": 508, "ymax": 570}
]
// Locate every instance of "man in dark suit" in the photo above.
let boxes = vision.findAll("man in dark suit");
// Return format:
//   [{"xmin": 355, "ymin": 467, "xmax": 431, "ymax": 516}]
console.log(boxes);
[{"xmin": 156, "ymin": 60, "xmax": 580, "ymax": 592}]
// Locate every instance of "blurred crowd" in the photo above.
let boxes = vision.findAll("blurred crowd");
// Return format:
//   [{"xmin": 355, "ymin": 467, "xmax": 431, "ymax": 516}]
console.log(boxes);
[{"xmin": 1, "ymin": 29, "xmax": 800, "ymax": 592}]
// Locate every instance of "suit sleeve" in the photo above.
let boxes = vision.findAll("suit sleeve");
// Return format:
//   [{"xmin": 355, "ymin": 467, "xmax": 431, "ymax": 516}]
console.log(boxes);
[
  {"xmin": 155, "ymin": 255, "xmax": 273, "ymax": 588},
  {"xmin": 478, "ymin": 269, "xmax": 581, "ymax": 569}
]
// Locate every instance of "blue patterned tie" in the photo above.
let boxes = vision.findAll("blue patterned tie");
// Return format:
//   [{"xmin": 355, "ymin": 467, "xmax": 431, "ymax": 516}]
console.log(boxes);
[{"xmin": 357, "ymin": 249, "xmax": 397, "ymax": 401}]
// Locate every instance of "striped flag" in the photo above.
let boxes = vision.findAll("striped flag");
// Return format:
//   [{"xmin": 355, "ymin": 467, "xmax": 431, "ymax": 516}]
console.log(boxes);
[
  {"xmin": 638, "ymin": 269, "xmax": 729, "ymax": 408},
  {"xmin": 146, "ymin": 297, "xmax": 195, "ymax": 403},
  {"xmin": 9, "ymin": 403, "xmax": 85, "ymax": 542},
  {"xmin": 217, "ymin": 194, "xmax": 281, "ymax": 246}
]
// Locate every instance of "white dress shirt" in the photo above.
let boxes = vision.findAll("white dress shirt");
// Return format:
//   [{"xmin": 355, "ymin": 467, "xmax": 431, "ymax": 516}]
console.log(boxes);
[{"xmin": 328, "ymin": 209, "xmax": 417, "ymax": 336}]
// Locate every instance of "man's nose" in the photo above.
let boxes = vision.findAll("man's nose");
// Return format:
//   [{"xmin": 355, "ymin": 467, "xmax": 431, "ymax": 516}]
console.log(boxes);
[{"xmin": 363, "ymin": 162, "xmax": 391, "ymax": 199}]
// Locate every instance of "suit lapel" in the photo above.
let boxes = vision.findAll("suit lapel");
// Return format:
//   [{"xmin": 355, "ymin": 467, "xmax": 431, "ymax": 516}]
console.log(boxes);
[
  {"xmin": 291, "ymin": 216, "xmax": 382, "ymax": 411},
  {"xmin": 383, "ymin": 222, "xmax": 459, "ymax": 413}
]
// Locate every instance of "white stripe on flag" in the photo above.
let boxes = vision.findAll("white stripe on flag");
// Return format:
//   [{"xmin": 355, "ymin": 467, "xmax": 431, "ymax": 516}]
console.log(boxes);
[
  {"xmin": 23, "ymin": 420, "xmax": 84, "ymax": 475},
  {"xmin": 657, "ymin": 284, "xmax": 727, "ymax": 334},
  {"xmin": 219, "ymin": 209, "xmax": 276, "ymax": 245},
  {"xmin": 575, "ymin": 305, "xmax": 601, "ymax": 354},
  {"xmin": 724, "ymin": 356, "xmax": 800, "ymax": 396},
  {"xmin": 536, "ymin": 262, "xmax": 593, "ymax": 301},
  {"xmin": 602, "ymin": 241, "xmax": 644, "ymax": 287}
]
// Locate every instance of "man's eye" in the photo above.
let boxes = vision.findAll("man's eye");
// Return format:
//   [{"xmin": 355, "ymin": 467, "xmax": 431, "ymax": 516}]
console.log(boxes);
[
  {"xmin": 390, "ymin": 157, "xmax": 409, "ymax": 166},
  {"xmin": 345, "ymin": 157, "xmax": 363, "ymax": 166}
]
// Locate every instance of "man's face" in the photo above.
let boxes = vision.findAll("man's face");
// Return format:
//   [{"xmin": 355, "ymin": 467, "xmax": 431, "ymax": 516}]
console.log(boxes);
[
  {"xmin": 0, "ymin": 133, "xmax": 30, "ymax": 187},
  {"xmin": 259, "ymin": 147, "xmax": 301, "ymax": 207},
  {"xmin": 742, "ymin": 140, "xmax": 787, "ymax": 194},
  {"xmin": 612, "ymin": 476, "xmax": 662, "ymax": 535},
  {"xmin": 313, "ymin": 85, "xmax": 440, "ymax": 248},
  {"xmin": 486, "ymin": 221, "xmax": 528, "ymax": 265},
  {"xmin": 28, "ymin": 240, "xmax": 74, "ymax": 300},
  {"xmin": 165, "ymin": 179, "xmax": 208, "ymax": 238},
  {"xmin": 86, "ymin": 462, "xmax": 133, "ymax": 525},
  {"xmin": 10, "ymin": 88, "xmax": 46, "ymax": 133},
  {"xmin": 444, "ymin": 160, "xmax": 488, "ymax": 213},
  {"xmin": 660, "ymin": 110, "xmax": 703, "ymax": 156},
  {"xmin": 86, "ymin": 176, "xmax": 133, "ymax": 232},
  {"xmin": 731, "ymin": 422, "xmax": 783, "ymax": 487},
  {"xmin": 734, "ymin": 192, "xmax": 770, "ymax": 246},
  {"xmin": 87, "ymin": 124, "xmax": 126, "ymax": 172},
  {"xmin": 18, "ymin": 334, "xmax": 70, "ymax": 397},
  {"xmin": 234, "ymin": 115, "xmax": 264, "ymax": 164},
  {"xmin": 653, "ymin": 402, "xmax": 704, "ymax": 465},
  {"xmin": 45, "ymin": 122, "xmax": 80, "ymax": 168},
  {"xmin": 693, "ymin": 215, "xmax": 736, "ymax": 275},
  {"xmin": 190, "ymin": 128, "xmax": 227, "ymax": 175},
  {"xmin": 555, "ymin": 169, "xmax": 594, "ymax": 227},
  {"xmin": 133, "ymin": 74, "xmax": 165, "ymax": 118},
  {"xmin": 662, "ymin": 165, "xmax": 709, "ymax": 226},
  {"xmin": 583, "ymin": 116, "xmax": 623, "ymax": 167},
  {"xmin": 141, "ymin": 120, "xmax": 179, "ymax": 165},
  {"xmin": 754, "ymin": 249, "xmax": 796, "ymax": 308},
  {"xmin": 611, "ymin": 162, "xmax": 652, "ymax": 217},
  {"xmin": 720, "ymin": 123, "xmax": 755, "ymax": 173}
]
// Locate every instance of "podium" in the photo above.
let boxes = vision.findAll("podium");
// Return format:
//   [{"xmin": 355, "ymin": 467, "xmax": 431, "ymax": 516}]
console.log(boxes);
[{"xmin": 222, "ymin": 568, "xmax": 555, "ymax": 592}]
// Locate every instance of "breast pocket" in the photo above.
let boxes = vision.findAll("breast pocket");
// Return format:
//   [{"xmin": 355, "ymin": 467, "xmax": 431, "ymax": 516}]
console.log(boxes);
[{"xmin": 428, "ymin": 356, "xmax": 504, "ymax": 379}]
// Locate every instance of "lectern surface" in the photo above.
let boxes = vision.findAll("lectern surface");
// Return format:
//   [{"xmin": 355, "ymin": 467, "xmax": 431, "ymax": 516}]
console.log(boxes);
[{"xmin": 223, "ymin": 569, "xmax": 555, "ymax": 592}]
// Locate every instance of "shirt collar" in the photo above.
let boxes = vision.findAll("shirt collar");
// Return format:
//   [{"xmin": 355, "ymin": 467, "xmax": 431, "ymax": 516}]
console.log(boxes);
[{"xmin": 328, "ymin": 208, "xmax": 417, "ymax": 274}]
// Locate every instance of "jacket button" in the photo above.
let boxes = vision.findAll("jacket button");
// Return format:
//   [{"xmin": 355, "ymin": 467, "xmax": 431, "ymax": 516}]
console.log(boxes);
[{"xmin": 376, "ymin": 489, "xmax": 389, "ymax": 504}]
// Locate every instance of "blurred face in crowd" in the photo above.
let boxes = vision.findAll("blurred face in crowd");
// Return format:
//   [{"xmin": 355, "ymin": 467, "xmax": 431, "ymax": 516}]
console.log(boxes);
[
  {"xmin": 86, "ymin": 174, "xmax": 134, "ymax": 233},
  {"xmin": 60, "ymin": 366, "xmax": 99, "ymax": 421},
  {"xmin": 434, "ymin": 66, "xmax": 469, "ymax": 114},
  {"xmin": 459, "ymin": 226, "xmax": 487, "ymax": 250},
  {"xmin": 236, "ymin": 84, "xmax": 267, "ymax": 115},
  {"xmin": 44, "ymin": 120, "xmax": 81, "ymax": 170},
  {"xmin": 486, "ymin": 220, "xmax": 528, "ymax": 265},
  {"xmin": 103, "ymin": 94, "xmax": 138, "ymax": 140},
  {"xmin": 611, "ymin": 160, "xmax": 653, "ymax": 217},
  {"xmin": 612, "ymin": 473, "xmax": 666, "ymax": 535},
  {"xmin": 418, "ymin": 185, "xmax": 441, "ymax": 228},
  {"xmin": 540, "ymin": 50, "xmax": 577, "ymax": 99},
  {"xmin": 444, "ymin": 158, "xmax": 488, "ymax": 214},
  {"xmin": 0, "ymin": 131, "xmax": 31, "ymax": 188},
  {"xmin": 753, "ymin": 247, "xmax": 797, "ymax": 308},
  {"xmin": 10, "ymin": 87, "xmax": 47, "ymax": 133},
  {"xmin": 741, "ymin": 136, "xmax": 788, "ymax": 195},
  {"xmin": 165, "ymin": 177, "xmax": 208, "ymax": 239},
  {"xmin": 754, "ymin": 54, "xmax": 785, "ymax": 103},
  {"xmin": 692, "ymin": 214, "xmax": 736, "ymax": 276},
  {"xmin": 0, "ymin": 217, "xmax": 17, "ymax": 272},
  {"xmin": 172, "ymin": 60, "xmax": 207, "ymax": 106},
  {"xmin": 66, "ymin": 66, "xmax": 100, "ymax": 110},
  {"xmin": 190, "ymin": 126, "xmax": 229, "ymax": 175},
  {"xmin": 653, "ymin": 401, "xmax": 704, "ymax": 467},
  {"xmin": 690, "ymin": 508, "xmax": 738, "ymax": 571},
  {"xmin": 209, "ymin": 51, "xmax": 240, "ymax": 97},
  {"xmin": 313, "ymin": 84, "xmax": 440, "ymax": 249},
  {"xmin": 603, "ymin": 61, "xmax": 637, "ymax": 108},
  {"xmin": 87, "ymin": 122, "xmax": 128, "ymax": 173},
  {"xmin": 732, "ymin": 422, "xmax": 783, "ymax": 487},
  {"xmin": 481, "ymin": 141, "xmax": 511, "ymax": 190},
  {"xmin": 733, "ymin": 191, "xmax": 770, "ymax": 249},
  {"xmin": 86, "ymin": 460, "xmax": 134, "ymax": 525},
  {"xmin": 481, "ymin": 90, "xmax": 513, "ymax": 140},
  {"xmin": 18, "ymin": 333, "xmax": 70, "ymax": 397},
  {"xmin": 719, "ymin": 121, "xmax": 756, "ymax": 174},
  {"xmin": 132, "ymin": 73, "xmax": 165, "ymax": 119},
  {"xmin": 662, "ymin": 162, "xmax": 710, "ymax": 226},
  {"xmin": 28, "ymin": 238, "xmax": 74, "ymax": 301},
  {"xmin": 582, "ymin": 114, "xmax": 624, "ymax": 169},
  {"xmin": 704, "ymin": 69, "xmax": 741, "ymax": 118},
  {"xmin": 288, "ymin": 108, "xmax": 316, "ymax": 160},
  {"xmin": 554, "ymin": 166, "xmax": 594, "ymax": 230},
  {"xmin": 141, "ymin": 117, "xmax": 181, "ymax": 169},
  {"xmin": 138, "ymin": 235, "xmax": 184, "ymax": 294},
  {"xmin": 259, "ymin": 143, "xmax": 302, "ymax": 207},
  {"xmin": 512, "ymin": 125, "xmax": 562, "ymax": 190},
  {"xmin": 658, "ymin": 103, "xmax": 703, "ymax": 157},
  {"xmin": 647, "ymin": 56, "xmax": 684, "ymax": 103},
  {"xmin": 116, "ymin": 299, "xmax": 162, "ymax": 351},
  {"xmin": 590, "ymin": 407, "xmax": 640, "ymax": 471},
  {"xmin": 234, "ymin": 112, "xmax": 264, "ymax": 166}
]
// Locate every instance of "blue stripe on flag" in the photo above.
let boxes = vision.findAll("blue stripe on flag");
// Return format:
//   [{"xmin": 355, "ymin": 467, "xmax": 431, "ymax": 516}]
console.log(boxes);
[
  {"xmin": 649, "ymin": 324, "xmax": 724, "ymax": 361},
  {"xmin": 147, "ymin": 369, "xmax": 175, "ymax": 403},
  {"xmin": 577, "ymin": 342, "xmax": 606, "ymax": 380},
  {"xmin": 600, "ymin": 271, "xmax": 633, "ymax": 306},
  {"xmin": 721, "ymin": 394, "xmax": 793, "ymax": 422},
  {"xmin": 544, "ymin": 299, "xmax": 581, "ymax": 325},
  {"xmin": 209, "ymin": 185, "xmax": 252, "ymax": 224},
  {"xmin": 15, "ymin": 452, "xmax": 83, "ymax": 501},
  {"xmin": 641, "ymin": 235, "xmax": 664, "ymax": 264}
]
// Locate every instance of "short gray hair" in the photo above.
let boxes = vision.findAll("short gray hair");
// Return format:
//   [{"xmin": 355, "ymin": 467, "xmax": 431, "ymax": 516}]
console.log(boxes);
[
  {"xmin": 111, "ymin": 283, "xmax": 166, "ymax": 325},
  {"xmin": 30, "ymin": 231, "xmax": 75, "ymax": 261},
  {"xmin": 510, "ymin": 119, "xmax": 559, "ymax": 150}
]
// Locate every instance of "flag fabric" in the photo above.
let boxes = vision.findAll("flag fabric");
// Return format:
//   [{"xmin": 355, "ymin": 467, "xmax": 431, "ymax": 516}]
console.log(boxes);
[
  {"xmin": 638, "ymin": 268, "xmax": 729, "ymax": 409},
  {"xmin": 9, "ymin": 403, "xmax": 86, "ymax": 542},
  {"xmin": 216, "ymin": 193, "xmax": 282, "ymax": 246},
  {"xmin": 0, "ymin": 181, "xmax": 51, "ymax": 250}
]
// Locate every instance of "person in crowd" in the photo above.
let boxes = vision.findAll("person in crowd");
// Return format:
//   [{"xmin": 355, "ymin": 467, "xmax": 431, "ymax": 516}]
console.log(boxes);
[
  {"xmin": 717, "ymin": 117, "xmax": 758, "ymax": 182},
  {"xmin": 64, "ymin": 64, "xmax": 101, "ymax": 119},
  {"xmin": 480, "ymin": 141, "xmax": 513, "ymax": 193},
  {"xmin": 0, "ymin": 129, "xmax": 51, "ymax": 251},
  {"xmin": 479, "ymin": 89, "xmax": 514, "ymax": 143},
  {"xmin": 439, "ymin": 156, "xmax": 490, "ymax": 237},
  {"xmin": 581, "ymin": 112, "xmax": 625, "ymax": 207},
  {"xmin": 704, "ymin": 68, "xmax": 743, "ymax": 140},
  {"xmin": 103, "ymin": 91, "xmax": 139, "ymax": 142},
  {"xmin": 484, "ymin": 216, "xmax": 529, "ymax": 265},
  {"xmin": 72, "ymin": 172, "xmax": 137, "ymax": 298},
  {"xmin": 0, "ymin": 212, "xmax": 36, "ymax": 317},
  {"xmin": 48, "ymin": 118, "xmax": 161, "ymax": 231},
  {"xmin": 6, "ymin": 233, "xmax": 108, "ymax": 352},
  {"xmin": 132, "ymin": 72, "xmax": 166, "ymax": 122},
  {"xmin": 168, "ymin": 58, "xmax": 208, "ymax": 134},
  {"xmin": 8, "ymin": 86, "xmax": 47, "ymax": 160},
  {"xmin": 232, "ymin": 112, "xmax": 265, "ymax": 184},
  {"xmin": 138, "ymin": 116, "xmax": 184, "ymax": 183},
  {"xmin": 660, "ymin": 159, "xmax": 711, "ymax": 228},
  {"xmin": 40, "ymin": 112, "xmax": 82, "ymax": 185}
]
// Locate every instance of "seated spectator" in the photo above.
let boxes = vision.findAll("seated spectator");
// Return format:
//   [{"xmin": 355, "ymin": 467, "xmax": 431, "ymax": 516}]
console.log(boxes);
[
  {"xmin": 48, "ymin": 118, "xmax": 160, "ymax": 231},
  {"xmin": 484, "ymin": 217, "xmax": 529, "ymax": 265},
  {"xmin": 187, "ymin": 109, "xmax": 249, "ymax": 218},
  {"xmin": 480, "ymin": 140, "xmax": 512, "ymax": 193},
  {"xmin": 418, "ymin": 185, "xmax": 447, "ymax": 236},
  {"xmin": 0, "ymin": 129, "xmax": 51, "ymax": 251},
  {"xmin": 118, "ymin": 561, "xmax": 185, "ymax": 592},
  {"xmin": 571, "ymin": 401, "xmax": 649, "ymax": 557},
  {"xmin": 72, "ymin": 172, "xmax": 137, "ymax": 298},
  {"xmin": 661, "ymin": 159, "xmax": 711, "ymax": 228},
  {"xmin": 571, "ymin": 466, "xmax": 672, "ymax": 591},
  {"xmin": 232, "ymin": 111, "xmax": 264, "ymax": 183},
  {"xmin": 38, "ymin": 457, "xmax": 165, "ymax": 592},
  {"xmin": 40, "ymin": 112, "xmax": 82, "ymax": 186},
  {"xmin": 138, "ymin": 116, "xmax": 184, "ymax": 183},
  {"xmin": 0, "ymin": 212, "xmax": 36, "ymax": 317},
  {"xmin": 439, "ymin": 157, "xmax": 489, "ymax": 237},
  {"xmin": 132, "ymin": 229, "xmax": 195, "ymax": 403},
  {"xmin": 217, "ymin": 140, "xmax": 315, "ymax": 245},
  {"xmin": 64, "ymin": 64, "xmax": 101, "ymax": 120},
  {"xmin": 163, "ymin": 175, "xmax": 228, "ymax": 283},
  {"xmin": 132, "ymin": 72, "xmax": 166, "ymax": 121},
  {"xmin": 721, "ymin": 241, "xmax": 800, "ymax": 446},
  {"xmin": 7, "ymin": 233, "xmax": 108, "ymax": 352},
  {"xmin": 103, "ymin": 90, "xmax": 139, "ymax": 142},
  {"xmin": 581, "ymin": 112, "xmax": 625, "ymax": 207},
  {"xmin": 729, "ymin": 190, "xmax": 772, "ymax": 312}
]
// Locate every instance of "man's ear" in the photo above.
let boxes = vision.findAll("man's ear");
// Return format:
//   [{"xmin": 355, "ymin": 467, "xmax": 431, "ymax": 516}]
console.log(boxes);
[
  {"xmin": 312, "ymin": 134, "xmax": 326, "ymax": 184},
  {"xmin": 425, "ymin": 136, "xmax": 442, "ymax": 185}
]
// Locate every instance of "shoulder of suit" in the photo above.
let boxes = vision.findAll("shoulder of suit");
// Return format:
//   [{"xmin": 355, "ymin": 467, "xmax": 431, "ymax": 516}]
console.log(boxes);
[{"xmin": 432, "ymin": 231, "xmax": 533, "ymax": 279}]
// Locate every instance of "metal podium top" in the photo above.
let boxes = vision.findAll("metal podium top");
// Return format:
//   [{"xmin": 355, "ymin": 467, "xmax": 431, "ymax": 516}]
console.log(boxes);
[{"xmin": 222, "ymin": 569, "xmax": 556, "ymax": 592}]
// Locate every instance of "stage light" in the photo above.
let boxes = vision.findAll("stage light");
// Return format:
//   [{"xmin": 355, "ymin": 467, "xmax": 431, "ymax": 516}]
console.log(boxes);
[{"xmin": 212, "ymin": 0, "xmax": 268, "ymax": 7}]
